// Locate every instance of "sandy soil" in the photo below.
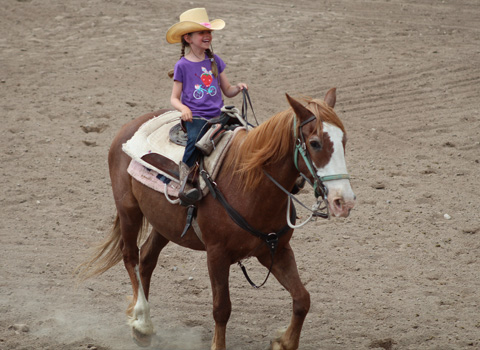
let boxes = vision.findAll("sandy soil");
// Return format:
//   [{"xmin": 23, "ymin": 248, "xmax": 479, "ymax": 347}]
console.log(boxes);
[{"xmin": 1, "ymin": 0, "xmax": 479, "ymax": 349}]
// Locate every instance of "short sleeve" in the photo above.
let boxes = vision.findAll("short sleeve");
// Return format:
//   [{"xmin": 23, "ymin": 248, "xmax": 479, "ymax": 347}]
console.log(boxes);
[
  {"xmin": 173, "ymin": 60, "xmax": 185, "ymax": 83},
  {"xmin": 214, "ymin": 54, "xmax": 226, "ymax": 74}
]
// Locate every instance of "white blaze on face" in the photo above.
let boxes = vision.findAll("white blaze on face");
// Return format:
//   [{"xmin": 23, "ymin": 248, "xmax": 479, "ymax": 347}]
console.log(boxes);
[
  {"xmin": 316, "ymin": 123, "xmax": 356, "ymax": 217},
  {"xmin": 317, "ymin": 123, "xmax": 349, "ymax": 177}
]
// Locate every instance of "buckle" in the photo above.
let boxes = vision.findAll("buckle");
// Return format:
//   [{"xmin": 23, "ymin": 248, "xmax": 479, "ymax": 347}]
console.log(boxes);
[{"xmin": 265, "ymin": 233, "xmax": 279, "ymax": 253}]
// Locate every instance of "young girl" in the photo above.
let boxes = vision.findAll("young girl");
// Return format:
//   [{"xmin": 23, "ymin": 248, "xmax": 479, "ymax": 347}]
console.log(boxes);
[{"xmin": 166, "ymin": 8, "xmax": 248, "ymax": 205}]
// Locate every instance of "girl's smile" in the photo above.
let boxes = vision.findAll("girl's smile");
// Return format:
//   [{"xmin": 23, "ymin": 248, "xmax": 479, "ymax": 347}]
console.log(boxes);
[{"xmin": 188, "ymin": 30, "xmax": 213, "ymax": 50}]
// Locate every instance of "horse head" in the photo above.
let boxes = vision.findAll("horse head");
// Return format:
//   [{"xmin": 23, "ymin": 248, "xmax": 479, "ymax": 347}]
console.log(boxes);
[{"xmin": 287, "ymin": 88, "xmax": 356, "ymax": 218}]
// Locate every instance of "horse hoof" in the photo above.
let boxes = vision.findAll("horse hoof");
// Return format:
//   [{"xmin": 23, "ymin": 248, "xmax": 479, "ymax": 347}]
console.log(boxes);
[
  {"xmin": 132, "ymin": 328, "xmax": 153, "ymax": 347},
  {"xmin": 270, "ymin": 339, "xmax": 285, "ymax": 350}
]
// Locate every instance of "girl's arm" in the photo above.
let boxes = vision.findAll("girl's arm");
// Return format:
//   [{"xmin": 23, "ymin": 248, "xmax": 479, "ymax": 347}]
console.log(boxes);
[
  {"xmin": 170, "ymin": 80, "xmax": 193, "ymax": 122},
  {"xmin": 219, "ymin": 71, "xmax": 248, "ymax": 98}
]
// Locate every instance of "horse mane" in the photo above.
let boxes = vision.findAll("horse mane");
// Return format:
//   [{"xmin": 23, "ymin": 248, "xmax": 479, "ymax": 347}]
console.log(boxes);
[{"xmin": 223, "ymin": 97, "xmax": 345, "ymax": 192}]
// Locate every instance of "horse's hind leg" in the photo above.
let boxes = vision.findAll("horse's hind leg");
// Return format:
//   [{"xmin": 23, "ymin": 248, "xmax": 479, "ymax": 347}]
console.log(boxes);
[
  {"xmin": 258, "ymin": 243, "xmax": 310, "ymax": 350},
  {"xmin": 125, "ymin": 228, "xmax": 169, "ymax": 347},
  {"xmin": 108, "ymin": 115, "xmax": 165, "ymax": 346},
  {"xmin": 116, "ymin": 206, "xmax": 155, "ymax": 347},
  {"xmin": 139, "ymin": 229, "xmax": 169, "ymax": 299}
]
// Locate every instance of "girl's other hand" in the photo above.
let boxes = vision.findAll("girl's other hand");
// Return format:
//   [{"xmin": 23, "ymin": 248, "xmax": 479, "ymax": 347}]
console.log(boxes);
[{"xmin": 180, "ymin": 107, "xmax": 193, "ymax": 122}]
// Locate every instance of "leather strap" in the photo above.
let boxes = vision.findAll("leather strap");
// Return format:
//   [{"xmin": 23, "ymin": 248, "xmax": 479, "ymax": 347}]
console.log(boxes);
[
  {"xmin": 200, "ymin": 161, "xmax": 296, "ymax": 288},
  {"xmin": 180, "ymin": 205, "xmax": 196, "ymax": 238}
]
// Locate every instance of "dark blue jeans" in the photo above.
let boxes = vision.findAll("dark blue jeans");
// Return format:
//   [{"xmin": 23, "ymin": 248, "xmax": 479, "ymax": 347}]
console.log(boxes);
[{"xmin": 182, "ymin": 117, "xmax": 209, "ymax": 167}]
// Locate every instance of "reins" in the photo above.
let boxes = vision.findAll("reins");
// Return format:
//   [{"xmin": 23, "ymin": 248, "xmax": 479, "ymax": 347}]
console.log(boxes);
[
  {"xmin": 241, "ymin": 89, "xmax": 259, "ymax": 127},
  {"xmin": 263, "ymin": 171, "xmax": 329, "ymax": 227}
]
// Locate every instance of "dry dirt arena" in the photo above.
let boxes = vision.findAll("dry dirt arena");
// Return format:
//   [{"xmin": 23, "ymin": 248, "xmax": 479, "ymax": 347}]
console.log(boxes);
[{"xmin": 1, "ymin": 0, "xmax": 479, "ymax": 349}]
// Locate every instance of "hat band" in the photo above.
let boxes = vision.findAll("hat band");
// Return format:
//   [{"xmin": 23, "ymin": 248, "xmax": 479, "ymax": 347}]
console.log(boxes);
[{"xmin": 200, "ymin": 22, "xmax": 211, "ymax": 28}]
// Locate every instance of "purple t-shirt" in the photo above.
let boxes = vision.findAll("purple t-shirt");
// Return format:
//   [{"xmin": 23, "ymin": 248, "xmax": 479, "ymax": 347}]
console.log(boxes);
[{"xmin": 173, "ymin": 54, "xmax": 226, "ymax": 119}]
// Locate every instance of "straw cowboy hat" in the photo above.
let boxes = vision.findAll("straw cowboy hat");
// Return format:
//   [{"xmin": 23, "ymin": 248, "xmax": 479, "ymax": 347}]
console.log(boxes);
[{"xmin": 166, "ymin": 8, "xmax": 225, "ymax": 44}]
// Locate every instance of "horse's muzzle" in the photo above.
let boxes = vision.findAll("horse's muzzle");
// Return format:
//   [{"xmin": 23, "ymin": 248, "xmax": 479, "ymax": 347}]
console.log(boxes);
[{"xmin": 328, "ymin": 189, "xmax": 356, "ymax": 218}]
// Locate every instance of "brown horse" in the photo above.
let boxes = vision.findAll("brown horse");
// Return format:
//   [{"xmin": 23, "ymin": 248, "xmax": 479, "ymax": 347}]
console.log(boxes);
[{"xmin": 78, "ymin": 88, "xmax": 355, "ymax": 350}]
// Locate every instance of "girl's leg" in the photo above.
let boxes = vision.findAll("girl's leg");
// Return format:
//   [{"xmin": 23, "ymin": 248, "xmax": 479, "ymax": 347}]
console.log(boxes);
[
  {"xmin": 179, "ymin": 117, "xmax": 209, "ymax": 205},
  {"xmin": 182, "ymin": 118, "xmax": 209, "ymax": 167}
]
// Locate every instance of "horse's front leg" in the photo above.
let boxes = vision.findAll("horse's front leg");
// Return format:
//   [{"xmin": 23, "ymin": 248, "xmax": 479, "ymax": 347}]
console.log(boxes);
[
  {"xmin": 258, "ymin": 243, "xmax": 310, "ymax": 350},
  {"xmin": 206, "ymin": 249, "xmax": 232, "ymax": 350}
]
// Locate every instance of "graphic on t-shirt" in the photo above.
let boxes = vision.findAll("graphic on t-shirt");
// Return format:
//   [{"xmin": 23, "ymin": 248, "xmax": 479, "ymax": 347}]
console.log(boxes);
[{"xmin": 193, "ymin": 67, "xmax": 217, "ymax": 99}]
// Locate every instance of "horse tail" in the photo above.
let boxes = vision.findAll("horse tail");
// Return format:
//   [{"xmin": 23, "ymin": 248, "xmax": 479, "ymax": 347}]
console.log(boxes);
[{"xmin": 75, "ymin": 213, "xmax": 149, "ymax": 281}]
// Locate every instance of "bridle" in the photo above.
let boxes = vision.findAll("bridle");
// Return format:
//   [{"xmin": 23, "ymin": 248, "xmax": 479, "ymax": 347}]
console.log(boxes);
[{"xmin": 265, "ymin": 114, "xmax": 350, "ymax": 223}]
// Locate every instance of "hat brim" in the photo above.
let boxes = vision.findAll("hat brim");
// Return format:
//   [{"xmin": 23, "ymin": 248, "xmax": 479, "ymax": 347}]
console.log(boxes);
[{"xmin": 166, "ymin": 19, "xmax": 225, "ymax": 44}]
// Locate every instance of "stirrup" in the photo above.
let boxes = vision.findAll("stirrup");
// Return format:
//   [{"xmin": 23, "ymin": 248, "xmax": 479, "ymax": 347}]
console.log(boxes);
[
  {"xmin": 179, "ymin": 188, "xmax": 201, "ymax": 206},
  {"xmin": 178, "ymin": 161, "xmax": 202, "ymax": 206}
]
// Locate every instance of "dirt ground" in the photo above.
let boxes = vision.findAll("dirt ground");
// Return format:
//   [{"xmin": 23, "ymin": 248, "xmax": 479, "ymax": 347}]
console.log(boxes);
[{"xmin": 1, "ymin": 0, "xmax": 479, "ymax": 349}]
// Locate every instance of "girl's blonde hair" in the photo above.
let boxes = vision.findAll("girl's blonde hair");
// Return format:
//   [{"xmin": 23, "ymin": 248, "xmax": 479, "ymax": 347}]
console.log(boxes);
[{"xmin": 168, "ymin": 34, "xmax": 219, "ymax": 79}]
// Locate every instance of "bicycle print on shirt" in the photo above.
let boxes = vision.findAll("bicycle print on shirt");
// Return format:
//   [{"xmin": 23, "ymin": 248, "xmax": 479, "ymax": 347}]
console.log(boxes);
[{"xmin": 193, "ymin": 67, "xmax": 217, "ymax": 99}]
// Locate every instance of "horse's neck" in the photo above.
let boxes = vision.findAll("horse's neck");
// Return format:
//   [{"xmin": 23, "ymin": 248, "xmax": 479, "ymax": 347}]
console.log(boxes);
[
  {"xmin": 262, "ymin": 159, "xmax": 299, "ymax": 193},
  {"xmin": 217, "ymin": 126, "xmax": 299, "ymax": 213},
  {"xmin": 228, "ymin": 157, "xmax": 298, "ymax": 213}
]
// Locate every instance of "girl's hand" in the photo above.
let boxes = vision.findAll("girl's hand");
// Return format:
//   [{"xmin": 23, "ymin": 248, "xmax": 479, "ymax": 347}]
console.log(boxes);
[
  {"xmin": 237, "ymin": 83, "xmax": 248, "ymax": 92},
  {"xmin": 180, "ymin": 107, "xmax": 193, "ymax": 122}
]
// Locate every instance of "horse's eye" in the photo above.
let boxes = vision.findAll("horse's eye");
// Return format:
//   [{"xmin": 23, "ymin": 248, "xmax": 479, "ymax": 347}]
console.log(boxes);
[{"xmin": 309, "ymin": 140, "xmax": 322, "ymax": 150}]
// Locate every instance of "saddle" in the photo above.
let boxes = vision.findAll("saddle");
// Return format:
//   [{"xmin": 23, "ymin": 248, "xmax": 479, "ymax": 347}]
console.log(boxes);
[{"xmin": 122, "ymin": 107, "xmax": 248, "ymax": 199}]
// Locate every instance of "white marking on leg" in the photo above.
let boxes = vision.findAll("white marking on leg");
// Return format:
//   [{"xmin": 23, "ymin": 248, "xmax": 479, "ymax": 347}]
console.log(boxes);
[{"xmin": 128, "ymin": 265, "xmax": 154, "ymax": 336}]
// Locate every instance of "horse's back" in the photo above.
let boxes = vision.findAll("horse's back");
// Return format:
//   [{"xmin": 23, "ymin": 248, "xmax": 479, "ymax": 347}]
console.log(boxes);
[{"xmin": 109, "ymin": 110, "xmax": 172, "ymax": 160}]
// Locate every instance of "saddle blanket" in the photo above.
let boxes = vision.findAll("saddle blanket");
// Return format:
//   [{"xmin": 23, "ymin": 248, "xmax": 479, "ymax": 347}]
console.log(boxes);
[
  {"xmin": 122, "ymin": 110, "xmax": 243, "ymax": 197},
  {"xmin": 127, "ymin": 159, "xmax": 181, "ymax": 198}
]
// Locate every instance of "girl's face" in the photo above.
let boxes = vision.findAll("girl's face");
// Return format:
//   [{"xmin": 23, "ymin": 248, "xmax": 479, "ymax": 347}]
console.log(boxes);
[{"xmin": 185, "ymin": 30, "xmax": 213, "ymax": 50}]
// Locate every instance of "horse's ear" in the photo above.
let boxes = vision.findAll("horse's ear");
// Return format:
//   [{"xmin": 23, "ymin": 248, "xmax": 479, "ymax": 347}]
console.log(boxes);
[
  {"xmin": 324, "ymin": 88, "xmax": 336, "ymax": 108},
  {"xmin": 286, "ymin": 94, "xmax": 313, "ymax": 123}
]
